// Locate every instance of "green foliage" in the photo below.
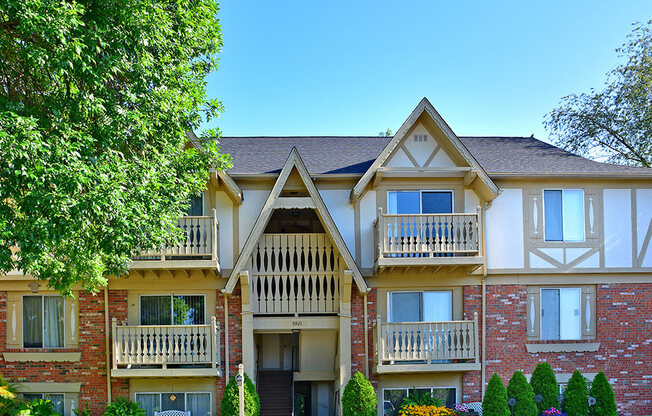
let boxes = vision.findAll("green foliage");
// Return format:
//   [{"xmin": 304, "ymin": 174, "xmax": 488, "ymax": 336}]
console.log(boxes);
[
  {"xmin": 0, "ymin": 374, "xmax": 21, "ymax": 416},
  {"xmin": 562, "ymin": 370, "xmax": 588, "ymax": 416},
  {"xmin": 401, "ymin": 387, "xmax": 443, "ymax": 408},
  {"xmin": 507, "ymin": 371, "xmax": 538, "ymax": 416},
  {"xmin": 0, "ymin": 0, "xmax": 231, "ymax": 295},
  {"xmin": 546, "ymin": 21, "xmax": 652, "ymax": 168},
  {"xmin": 378, "ymin": 128, "xmax": 393, "ymax": 137},
  {"xmin": 589, "ymin": 372, "xmax": 617, "ymax": 416},
  {"xmin": 16, "ymin": 399, "xmax": 60, "ymax": 416},
  {"xmin": 72, "ymin": 403, "xmax": 91, "ymax": 416},
  {"xmin": 483, "ymin": 373, "xmax": 510, "ymax": 416},
  {"xmin": 342, "ymin": 372, "xmax": 377, "ymax": 416},
  {"xmin": 104, "ymin": 397, "xmax": 145, "ymax": 416},
  {"xmin": 530, "ymin": 362, "xmax": 558, "ymax": 412},
  {"xmin": 221, "ymin": 372, "xmax": 260, "ymax": 416}
]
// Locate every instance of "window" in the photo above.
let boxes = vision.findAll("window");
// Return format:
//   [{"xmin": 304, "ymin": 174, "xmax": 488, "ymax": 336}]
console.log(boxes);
[
  {"xmin": 23, "ymin": 295, "xmax": 64, "ymax": 348},
  {"xmin": 186, "ymin": 193, "xmax": 204, "ymax": 216},
  {"xmin": 23, "ymin": 393, "xmax": 65, "ymax": 415},
  {"xmin": 388, "ymin": 191, "xmax": 453, "ymax": 215},
  {"xmin": 139, "ymin": 295, "xmax": 206, "ymax": 325},
  {"xmin": 388, "ymin": 291, "xmax": 452, "ymax": 322},
  {"xmin": 135, "ymin": 392, "xmax": 211, "ymax": 416},
  {"xmin": 544, "ymin": 189, "xmax": 584, "ymax": 242},
  {"xmin": 541, "ymin": 288, "xmax": 581, "ymax": 340},
  {"xmin": 383, "ymin": 388, "xmax": 456, "ymax": 415}
]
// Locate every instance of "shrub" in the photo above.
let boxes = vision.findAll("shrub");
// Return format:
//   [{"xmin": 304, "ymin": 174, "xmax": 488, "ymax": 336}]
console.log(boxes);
[
  {"xmin": 342, "ymin": 371, "xmax": 376, "ymax": 416},
  {"xmin": 398, "ymin": 405, "xmax": 457, "ymax": 416},
  {"xmin": 0, "ymin": 374, "xmax": 21, "ymax": 416},
  {"xmin": 104, "ymin": 397, "xmax": 145, "ymax": 416},
  {"xmin": 221, "ymin": 372, "xmax": 260, "ymax": 416},
  {"xmin": 401, "ymin": 387, "xmax": 443, "ymax": 408},
  {"xmin": 16, "ymin": 399, "xmax": 60, "ymax": 416},
  {"xmin": 589, "ymin": 372, "xmax": 617, "ymax": 416},
  {"xmin": 562, "ymin": 370, "xmax": 588, "ymax": 416},
  {"xmin": 483, "ymin": 373, "xmax": 510, "ymax": 416},
  {"xmin": 507, "ymin": 371, "xmax": 538, "ymax": 416},
  {"xmin": 530, "ymin": 362, "xmax": 558, "ymax": 411},
  {"xmin": 72, "ymin": 403, "xmax": 91, "ymax": 416}
]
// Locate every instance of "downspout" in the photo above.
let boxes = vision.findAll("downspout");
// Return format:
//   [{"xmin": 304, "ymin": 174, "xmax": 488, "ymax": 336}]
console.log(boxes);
[
  {"xmin": 223, "ymin": 292, "xmax": 230, "ymax": 380},
  {"xmin": 363, "ymin": 291, "xmax": 369, "ymax": 378},
  {"xmin": 104, "ymin": 287, "xmax": 112, "ymax": 403}
]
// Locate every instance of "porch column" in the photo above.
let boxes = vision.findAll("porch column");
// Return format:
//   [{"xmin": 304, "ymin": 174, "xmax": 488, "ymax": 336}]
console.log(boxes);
[
  {"xmin": 240, "ymin": 271, "xmax": 256, "ymax": 382},
  {"xmin": 338, "ymin": 270, "xmax": 353, "ymax": 415}
]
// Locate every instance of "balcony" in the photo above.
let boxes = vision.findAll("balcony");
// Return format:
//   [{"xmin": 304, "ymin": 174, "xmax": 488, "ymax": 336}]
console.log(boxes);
[
  {"xmin": 374, "ymin": 315, "xmax": 479, "ymax": 373},
  {"xmin": 374, "ymin": 210, "xmax": 484, "ymax": 271},
  {"xmin": 111, "ymin": 317, "xmax": 221, "ymax": 377},
  {"xmin": 247, "ymin": 233, "xmax": 341, "ymax": 315},
  {"xmin": 131, "ymin": 210, "xmax": 219, "ymax": 270}
]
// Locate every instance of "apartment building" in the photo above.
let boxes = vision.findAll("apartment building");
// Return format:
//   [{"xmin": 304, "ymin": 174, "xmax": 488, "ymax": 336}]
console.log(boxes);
[{"xmin": 1, "ymin": 98, "xmax": 651, "ymax": 416}]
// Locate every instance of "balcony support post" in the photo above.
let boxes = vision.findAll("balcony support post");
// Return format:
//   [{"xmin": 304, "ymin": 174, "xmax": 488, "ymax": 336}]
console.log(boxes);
[
  {"xmin": 239, "ymin": 271, "xmax": 256, "ymax": 383},
  {"xmin": 111, "ymin": 317, "xmax": 117, "ymax": 370},
  {"xmin": 337, "ymin": 269, "xmax": 353, "ymax": 415}
]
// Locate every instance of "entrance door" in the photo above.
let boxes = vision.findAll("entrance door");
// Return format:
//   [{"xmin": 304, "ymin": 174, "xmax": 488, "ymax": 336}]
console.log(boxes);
[{"xmin": 294, "ymin": 381, "xmax": 312, "ymax": 416}]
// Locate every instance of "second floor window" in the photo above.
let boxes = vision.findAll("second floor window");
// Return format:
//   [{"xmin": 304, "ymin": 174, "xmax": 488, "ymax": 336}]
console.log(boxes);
[
  {"xmin": 388, "ymin": 191, "xmax": 453, "ymax": 214},
  {"xmin": 541, "ymin": 288, "xmax": 581, "ymax": 340},
  {"xmin": 186, "ymin": 193, "xmax": 204, "ymax": 216},
  {"xmin": 140, "ymin": 295, "xmax": 206, "ymax": 325},
  {"xmin": 544, "ymin": 189, "xmax": 584, "ymax": 242},
  {"xmin": 23, "ymin": 295, "xmax": 64, "ymax": 348},
  {"xmin": 388, "ymin": 291, "xmax": 452, "ymax": 322}
]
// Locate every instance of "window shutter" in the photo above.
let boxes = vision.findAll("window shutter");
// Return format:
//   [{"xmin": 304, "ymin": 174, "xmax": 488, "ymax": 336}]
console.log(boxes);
[{"xmin": 6, "ymin": 294, "xmax": 21, "ymax": 349}]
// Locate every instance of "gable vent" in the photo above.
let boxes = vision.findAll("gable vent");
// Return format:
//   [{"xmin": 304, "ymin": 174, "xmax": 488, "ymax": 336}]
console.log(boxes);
[{"xmin": 413, "ymin": 134, "xmax": 427, "ymax": 142}]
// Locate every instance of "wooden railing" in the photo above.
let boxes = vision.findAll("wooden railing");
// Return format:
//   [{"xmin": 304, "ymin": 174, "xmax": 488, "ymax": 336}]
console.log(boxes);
[
  {"xmin": 111, "ymin": 317, "xmax": 220, "ymax": 370},
  {"xmin": 134, "ymin": 210, "xmax": 219, "ymax": 261},
  {"xmin": 375, "ymin": 314, "xmax": 479, "ymax": 366},
  {"xmin": 375, "ymin": 209, "xmax": 481, "ymax": 259},
  {"xmin": 248, "ymin": 234, "xmax": 340, "ymax": 314}
]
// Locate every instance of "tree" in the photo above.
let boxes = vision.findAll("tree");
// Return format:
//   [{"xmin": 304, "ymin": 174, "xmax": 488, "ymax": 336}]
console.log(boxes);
[
  {"xmin": 378, "ymin": 128, "xmax": 393, "ymax": 137},
  {"xmin": 589, "ymin": 372, "xmax": 617, "ymax": 416},
  {"xmin": 507, "ymin": 371, "xmax": 538, "ymax": 416},
  {"xmin": 221, "ymin": 372, "xmax": 260, "ymax": 416},
  {"xmin": 530, "ymin": 362, "xmax": 558, "ymax": 411},
  {"xmin": 483, "ymin": 373, "xmax": 510, "ymax": 416},
  {"xmin": 0, "ymin": 0, "xmax": 231, "ymax": 296},
  {"xmin": 342, "ymin": 372, "xmax": 377, "ymax": 416},
  {"xmin": 546, "ymin": 21, "xmax": 652, "ymax": 168},
  {"xmin": 562, "ymin": 370, "xmax": 588, "ymax": 416}
]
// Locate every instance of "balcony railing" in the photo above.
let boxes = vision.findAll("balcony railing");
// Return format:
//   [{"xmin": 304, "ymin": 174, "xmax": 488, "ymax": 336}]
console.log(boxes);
[
  {"xmin": 374, "ymin": 209, "xmax": 483, "ymax": 268},
  {"xmin": 111, "ymin": 317, "xmax": 221, "ymax": 377},
  {"xmin": 374, "ymin": 314, "xmax": 479, "ymax": 373},
  {"xmin": 247, "ymin": 233, "xmax": 340, "ymax": 315},
  {"xmin": 131, "ymin": 210, "xmax": 219, "ymax": 268}
]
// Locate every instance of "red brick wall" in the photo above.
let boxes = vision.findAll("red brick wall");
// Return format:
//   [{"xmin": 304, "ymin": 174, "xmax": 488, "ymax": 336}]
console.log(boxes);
[
  {"xmin": 214, "ymin": 287, "xmax": 243, "ymax": 415},
  {"xmin": 351, "ymin": 287, "xmax": 378, "ymax": 386},
  {"xmin": 462, "ymin": 283, "xmax": 652, "ymax": 416}
]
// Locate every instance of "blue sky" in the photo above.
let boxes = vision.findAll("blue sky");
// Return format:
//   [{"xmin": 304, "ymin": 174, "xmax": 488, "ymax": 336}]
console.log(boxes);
[{"xmin": 203, "ymin": 1, "xmax": 652, "ymax": 141}]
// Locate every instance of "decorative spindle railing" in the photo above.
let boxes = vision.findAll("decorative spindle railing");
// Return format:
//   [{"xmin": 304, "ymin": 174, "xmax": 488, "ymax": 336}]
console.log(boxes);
[
  {"xmin": 134, "ymin": 210, "xmax": 219, "ymax": 261},
  {"xmin": 375, "ymin": 209, "xmax": 481, "ymax": 259},
  {"xmin": 375, "ymin": 315, "xmax": 478, "ymax": 365},
  {"xmin": 248, "ymin": 234, "xmax": 340, "ymax": 314},
  {"xmin": 111, "ymin": 317, "xmax": 220, "ymax": 369}
]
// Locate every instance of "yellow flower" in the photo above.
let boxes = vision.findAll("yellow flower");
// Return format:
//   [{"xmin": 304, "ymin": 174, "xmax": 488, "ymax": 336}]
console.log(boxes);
[
  {"xmin": 398, "ymin": 405, "xmax": 458, "ymax": 416},
  {"xmin": 0, "ymin": 385, "xmax": 15, "ymax": 399}
]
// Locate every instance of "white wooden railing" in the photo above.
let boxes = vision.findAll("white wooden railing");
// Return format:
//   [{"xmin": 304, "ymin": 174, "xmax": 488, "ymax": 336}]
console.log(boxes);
[
  {"xmin": 112, "ymin": 317, "xmax": 220, "ymax": 369},
  {"xmin": 134, "ymin": 210, "xmax": 219, "ymax": 261},
  {"xmin": 375, "ymin": 314, "xmax": 479, "ymax": 365},
  {"xmin": 248, "ymin": 234, "xmax": 340, "ymax": 314},
  {"xmin": 375, "ymin": 208, "xmax": 481, "ymax": 258}
]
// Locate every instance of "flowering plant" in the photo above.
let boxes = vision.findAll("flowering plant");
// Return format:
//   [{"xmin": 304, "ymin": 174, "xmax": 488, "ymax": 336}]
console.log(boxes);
[
  {"xmin": 454, "ymin": 404, "xmax": 470, "ymax": 413},
  {"xmin": 398, "ymin": 405, "xmax": 458, "ymax": 416},
  {"xmin": 542, "ymin": 408, "xmax": 567, "ymax": 416}
]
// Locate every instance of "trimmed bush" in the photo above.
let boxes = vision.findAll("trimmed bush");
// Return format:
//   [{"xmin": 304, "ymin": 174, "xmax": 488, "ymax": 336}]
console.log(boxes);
[
  {"xmin": 590, "ymin": 372, "xmax": 617, "ymax": 416},
  {"xmin": 507, "ymin": 371, "xmax": 537, "ymax": 416},
  {"xmin": 482, "ymin": 373, "xmax": 510, "ymax": 416},
  {"xmin": 104, "ymin": 397, "xmax": 145, "ymax": 416},
  {"xmin": 562, "ymin": 370, "xmax": 588, "ymax": 416},
  {"xmin": 221, "ymin": 372, "xmax": 260, "ymax": 416},
  {"xmin": 342, "ymin": 372, "xmax": 376, "ymax": 416},
  {"xmin": 530, "ymin": 362, "xmax": 558, "ymax": 411}
]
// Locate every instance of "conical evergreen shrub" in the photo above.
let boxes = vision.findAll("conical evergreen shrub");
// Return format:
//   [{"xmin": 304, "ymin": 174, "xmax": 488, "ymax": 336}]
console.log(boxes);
[
  {"xmin": 562, "ymin": 370, "xmax": 588, "ymax": 416},
  {"xmin": 507, "ymin": 371, "xmax": 537, "ymax": 416},
  {"xmin": 342, "ymin": 371, "xmax": 376, "ymax": 416},
  {"xmin": 530, "ymin": 362, "xmax": 558, "ymax": 411},
  {"xmin": 589, "ymin": 372, "xmax": 617, "ymax": 416},
  {"xmin": 483, "ymin": 373, "xmax": 510, "ymax": 416},
  {"xmin": 221, "ymin": 372, "xmax": 260, "ymax": 416}
]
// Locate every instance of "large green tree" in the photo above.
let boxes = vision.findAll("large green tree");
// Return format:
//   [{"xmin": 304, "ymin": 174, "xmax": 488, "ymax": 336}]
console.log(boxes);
[
  {"xmin": 0, "ymin": 0, "xmax": 231, "ymax": 295},
  {"xmin": 546, "ymin": 21, "xmax": 652, "ymax": 168}
]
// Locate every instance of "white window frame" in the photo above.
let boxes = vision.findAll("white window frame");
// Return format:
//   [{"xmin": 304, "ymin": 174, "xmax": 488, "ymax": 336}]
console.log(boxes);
[
  {"xmin": 22, "ymin": 294, "xmax": 65, "ymax": 349},
  {"xmin": 539, "ymin": 287, "xmax": 582, "ymax": 341},
  {"xmin": 134, "ymin": 391, "xmax": 212, "ymax": 415},
  {"xmin": 542, "ymin": 188, "xmax": 585, "ymax": 242},
  {"xmin": 138, "ymin": 294, "xmax": 207, "ymax": 326},
  {"xmin": 22, "ymin": 392, "xmax": 66, "ymax": 415},
  {"xmin": 381, "ymin": 386, "xmax": 457, "ymax": 413},
  {"xmin": 387, "ymin": 290, "xmax": 453, "ymax": 323},
  {"xmin": 387, "ymin": 190, "xmax": 455, "ymax": 214}
]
